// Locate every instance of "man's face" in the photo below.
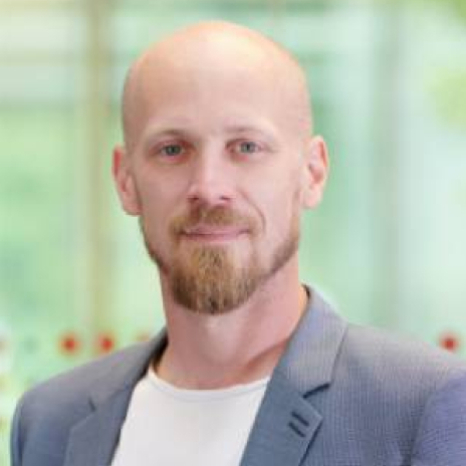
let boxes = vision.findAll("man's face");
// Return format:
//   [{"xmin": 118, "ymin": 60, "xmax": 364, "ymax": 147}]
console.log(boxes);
[{"xmin": 114, "ymin": 38, "xmax": 326, "ymax": 314}]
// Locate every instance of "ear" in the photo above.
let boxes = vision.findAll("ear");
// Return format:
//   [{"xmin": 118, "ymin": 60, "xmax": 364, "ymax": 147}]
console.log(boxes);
[
  {"xmin": 112, "ymin": 145, "xmax": 141, "ymax": 216},
  {"xmin": 301, "ymin": 135, "xmax": 329, "ymax": 209}
]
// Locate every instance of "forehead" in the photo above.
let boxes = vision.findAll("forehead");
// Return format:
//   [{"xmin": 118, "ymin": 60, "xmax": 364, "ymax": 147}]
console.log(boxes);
[
  {"xmin": 139, "ymin": 40, "xmax": 291, "ymax": 99},
  {"xmin": 124, "ymin": 29, "xmax": 311, "ymax": 147},
  {"xmin": 141, "ymin": 66, "xmax": 295, "ymax": 138}
]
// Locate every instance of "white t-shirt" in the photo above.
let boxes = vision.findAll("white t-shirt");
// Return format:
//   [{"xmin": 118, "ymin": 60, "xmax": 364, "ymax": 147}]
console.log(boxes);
[{"xmin": 111, "ymin": 366, "xmax": 269, "ymax": 466}]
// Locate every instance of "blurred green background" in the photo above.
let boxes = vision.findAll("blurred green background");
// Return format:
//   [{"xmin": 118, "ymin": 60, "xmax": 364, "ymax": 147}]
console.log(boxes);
[{"xmin": 1, "ymin": 0, "xmax": 466, "ymax": 463}]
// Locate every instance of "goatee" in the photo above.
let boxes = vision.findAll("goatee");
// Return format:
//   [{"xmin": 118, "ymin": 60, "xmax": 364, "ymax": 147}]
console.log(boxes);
[{"xmin": 141, "ymin": 205, "xmax": 299, "ymax": 315}]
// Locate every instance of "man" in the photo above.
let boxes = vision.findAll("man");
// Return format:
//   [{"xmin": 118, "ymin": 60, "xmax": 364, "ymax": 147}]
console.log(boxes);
[{"xmin": 11, "ymin": 21, "xmax": 466, "ymax": 466}]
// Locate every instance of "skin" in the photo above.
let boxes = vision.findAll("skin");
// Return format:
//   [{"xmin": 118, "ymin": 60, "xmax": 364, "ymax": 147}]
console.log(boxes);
[{"xmin": 113, "ymin": 21, "xmax": 329, "ymax": 389}]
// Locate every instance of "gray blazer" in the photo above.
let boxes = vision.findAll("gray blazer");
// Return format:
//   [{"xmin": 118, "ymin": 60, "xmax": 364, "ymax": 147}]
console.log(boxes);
[{"xmin": 11, "ymin": 291, "xmax": 466, "ymax": 466}]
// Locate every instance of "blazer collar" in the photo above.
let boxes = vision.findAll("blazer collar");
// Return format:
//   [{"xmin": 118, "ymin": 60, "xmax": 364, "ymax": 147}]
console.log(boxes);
[
  {"xmin": 276, "ymin": 287, "xmax": 348, "ymax": 395},
  {"xmin": 87, "ymin": 287, "xmax": 346, "ymax": 406},
  {"xmin": 239, "ymin": 287, "xmax": 348, "ymax": 466},
  {"xmin": 89, "ymin": 331, "xmax": 167, "ymax": 408}
]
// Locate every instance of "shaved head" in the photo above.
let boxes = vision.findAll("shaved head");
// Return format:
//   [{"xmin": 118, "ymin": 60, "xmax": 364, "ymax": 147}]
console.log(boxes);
[
  {"xmin": 121, "ymin": 21, "xmax": 312, "ymax": 153},
  {"xmin": 113, "ymin": 20, "xmax": 328, "ymax": 315}
]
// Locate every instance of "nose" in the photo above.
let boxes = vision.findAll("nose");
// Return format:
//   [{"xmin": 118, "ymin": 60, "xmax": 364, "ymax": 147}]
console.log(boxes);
[{"xmin": 186, "ymin": 149, "xmax": 235, "ymax": 207}]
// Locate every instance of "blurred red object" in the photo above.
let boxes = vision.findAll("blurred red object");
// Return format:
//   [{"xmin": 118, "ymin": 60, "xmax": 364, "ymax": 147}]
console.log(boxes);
[
  {"xmin": 97, "ymin": 334, "xmax": 115, "ymax": 354},
  {"xmin": 439, "ymin": 333, "xmax": 461, "ymax": 352},
  {"xmin": 60, "ymin": 333, "xmax": 79, "ymax": 354}
]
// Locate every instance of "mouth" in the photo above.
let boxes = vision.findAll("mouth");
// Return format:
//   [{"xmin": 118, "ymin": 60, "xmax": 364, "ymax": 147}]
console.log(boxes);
[{"xmin": 181, "ymin": 226, "xmax": 248, "ymax": 243}]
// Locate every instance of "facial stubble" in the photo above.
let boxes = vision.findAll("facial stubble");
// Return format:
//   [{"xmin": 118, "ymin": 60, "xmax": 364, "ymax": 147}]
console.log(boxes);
[{"xmin": 140, "ymin": 204, "xmax": 300, "ymax": 315}]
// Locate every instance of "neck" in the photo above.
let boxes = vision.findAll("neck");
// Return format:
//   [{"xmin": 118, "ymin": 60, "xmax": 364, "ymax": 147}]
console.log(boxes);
[{"xmin": 154, "ymin": 255, "xmax": 308, "ymax": 389}]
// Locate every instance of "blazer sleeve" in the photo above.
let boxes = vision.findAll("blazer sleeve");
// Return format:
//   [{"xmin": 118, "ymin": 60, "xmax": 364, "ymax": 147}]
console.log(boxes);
[
  {"xmin": 411, "ymin": 369, "xmax": 466, "ymax": 466},
  {"xmin": 10, "ymin": 396, "xmax": 25, "ymax": 466}
]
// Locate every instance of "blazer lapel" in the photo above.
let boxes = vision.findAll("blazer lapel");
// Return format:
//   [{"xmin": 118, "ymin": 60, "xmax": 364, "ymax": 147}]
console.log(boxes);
[
  {"xmin": 240, "ymin": 288, "xmax": 348, "ymax": 466},
  {"xmin": 63, "ymin": 388, "xmax": 132, "ymax": 466},
  {"xmin": 240, "ymin": 371, "xmax": 322, "ymax": 466},
  {"xmin": 63, "ymin": 332, "xmax": 167, "ymax": 466}
]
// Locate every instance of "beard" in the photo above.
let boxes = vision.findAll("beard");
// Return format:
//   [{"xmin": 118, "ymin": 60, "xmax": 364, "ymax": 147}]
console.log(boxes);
[{"xmin": 141, "ymin": 204, "xmax": 300, "ymax": 315}]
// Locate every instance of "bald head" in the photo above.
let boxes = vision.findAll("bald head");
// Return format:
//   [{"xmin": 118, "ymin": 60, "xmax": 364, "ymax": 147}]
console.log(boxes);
[{"xmin": 121, "ymin": 21, "xmax": 312, "ymax": 153}]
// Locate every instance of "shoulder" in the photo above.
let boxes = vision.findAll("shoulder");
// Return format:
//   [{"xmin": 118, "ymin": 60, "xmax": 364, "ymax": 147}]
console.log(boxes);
[
  {"xmin": 342, "ymin": 323, "xmax": 466, "ymax": 386},
  {"xmin": 324, "ymin": 321, "xmax": 466, "ymax": 462},
  {"xmin": 13, "ymin": 340, "xmax": 157, "ymax": 443},
  {"xmin": 336, "ymin": 323, "xmax": 466, "ymax": 416},
  {"xmin": 19, "ymin": 340, "xmax": 156, "ymax": 412},
  {"xmin": 339, "ymin": 325, "xmax": 466, "ymax": 465},
  {"xmin": 11, "ymin": 340, "xmax": 159, "ymax": 466}
]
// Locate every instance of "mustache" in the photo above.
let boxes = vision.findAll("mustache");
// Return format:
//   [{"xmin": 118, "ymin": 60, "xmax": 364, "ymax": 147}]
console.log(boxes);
[{"xmin": 169, "ymin": 206, "xmax": 259, "ymax": 236}]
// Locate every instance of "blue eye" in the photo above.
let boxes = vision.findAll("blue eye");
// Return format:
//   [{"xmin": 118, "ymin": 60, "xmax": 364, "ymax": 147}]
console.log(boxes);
[
  {"xmin": 238, "ymin": 141, "xmax": 259, "ymax": 153},
  {"xmin": 161, "ymin": 144, "xmax": 183, "ymax": 156}
]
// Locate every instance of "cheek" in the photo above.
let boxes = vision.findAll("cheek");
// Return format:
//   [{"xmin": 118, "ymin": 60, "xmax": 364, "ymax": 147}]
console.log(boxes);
[
  {"xmin": 276, "ymin": 183, "xmax": 302, "ymax": 231},
  {"xmin": 250, "ymin": 168, "xmax": 298, "ymax": 213},
  {"xmin": 257, "ymin": 190, "xmax": 295, "ymax": 241},
  {"xmin": 136, "ymin": 188, "xmax": 170, "ymax": 238},
  {"xmin": 135, "ymin": 170, "xmax": 176, "ymax": 214}
]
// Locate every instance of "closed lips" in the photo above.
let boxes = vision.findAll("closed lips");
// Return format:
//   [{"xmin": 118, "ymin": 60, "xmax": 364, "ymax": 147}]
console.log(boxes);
[{"xmin": 181, "ymin": 226, "xmax": 248, "ymax": 238}]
